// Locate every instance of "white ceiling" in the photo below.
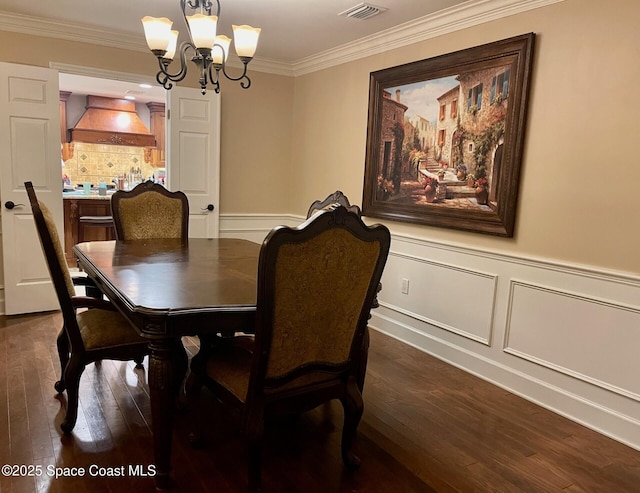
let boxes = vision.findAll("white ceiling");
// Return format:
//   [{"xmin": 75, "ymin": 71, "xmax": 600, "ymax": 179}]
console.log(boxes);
[
  {"xmin": 0, "ymin": 0, "xmax": 469, "ymax": 63},
  {"xmin": 58, "ymin": 73, "xmax": 166, "ymax": 104},
  {"xmin": 0, "ymin": 0, "xmax": 550, "ymax": 101}
]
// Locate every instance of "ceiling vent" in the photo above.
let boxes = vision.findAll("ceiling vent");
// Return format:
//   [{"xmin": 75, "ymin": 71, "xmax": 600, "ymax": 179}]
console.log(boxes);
[{"xmin": 338, "ymin": 3, "xmax": 387, "ymax": 20}]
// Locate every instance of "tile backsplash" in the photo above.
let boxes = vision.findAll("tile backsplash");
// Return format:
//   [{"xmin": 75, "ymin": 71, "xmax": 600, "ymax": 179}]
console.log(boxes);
[{"xmin": 62, "ymin": 142, "xmax": 158, "ymax": 187}]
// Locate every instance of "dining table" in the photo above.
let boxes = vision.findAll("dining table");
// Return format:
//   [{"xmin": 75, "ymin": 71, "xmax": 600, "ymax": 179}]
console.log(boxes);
[{"xmin": 73, "ymin": 237, "xmax": 261, "ymax": 490}]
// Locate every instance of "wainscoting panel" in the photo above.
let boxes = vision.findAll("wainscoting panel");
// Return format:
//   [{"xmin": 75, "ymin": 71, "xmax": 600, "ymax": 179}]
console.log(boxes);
[
  {"xmin": 505, "ymin": 281, "xmax": 640, "ymax": 401},
  {"xmin": 218, "ymin": 213, "xmax": 300, "ymax": 244},
  {"xmin": 382, "ymin": 252, "xmax": 497, "ymax": 345}
]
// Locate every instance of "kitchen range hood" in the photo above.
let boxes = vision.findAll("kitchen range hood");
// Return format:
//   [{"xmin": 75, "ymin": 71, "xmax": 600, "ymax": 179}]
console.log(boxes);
[{"xmin": 68, "ymin": 95, "xmax": 156, "ymax": 147}]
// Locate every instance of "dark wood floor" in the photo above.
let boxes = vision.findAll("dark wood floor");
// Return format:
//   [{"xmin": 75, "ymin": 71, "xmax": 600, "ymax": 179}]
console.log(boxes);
[{"xmin": 1, "ymin": 311, "xmax": 639, "ymax": 493}]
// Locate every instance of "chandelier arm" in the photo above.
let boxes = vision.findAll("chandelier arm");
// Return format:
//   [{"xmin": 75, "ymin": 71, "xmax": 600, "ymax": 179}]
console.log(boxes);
[
  {"xmin": 156, "ymin": 70, "xmax": 174, "ymax": 91},
  {"xmin": 207, "ymin": 64, "xmax": 222, "ymax": 94},
  {"xmin": 155, "ymin": 41, "xmax": 195, "ymax": 90},
  {"xmin": 220, "ymin": 60, "xmax": 252, "ymax": 89}
]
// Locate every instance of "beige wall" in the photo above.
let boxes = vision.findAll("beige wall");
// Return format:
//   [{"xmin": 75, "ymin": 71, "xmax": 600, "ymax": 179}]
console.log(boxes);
[
  {"xmin": 0, "ymin": 30, "xmax": 294, "ymax": 214},
  {"xmin": 1, "ymin": 0, "xmax": 638, "ymax": 273},
  {"xmin": 216, "ymin": 71, "xmax": 294, "ymax": 213},
  {"xmin": 291, "ymin": 0, "xmax": 640, "ymax": 275}
]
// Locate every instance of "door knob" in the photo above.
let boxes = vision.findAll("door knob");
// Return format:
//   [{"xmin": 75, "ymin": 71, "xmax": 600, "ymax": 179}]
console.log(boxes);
[
  {"xmin": 201, "ymin": 204, "xmax": 215, "ymax": 211},
  {"xmin": 4, "ymin": 201, "xmax": 24, "ymax": 210}
]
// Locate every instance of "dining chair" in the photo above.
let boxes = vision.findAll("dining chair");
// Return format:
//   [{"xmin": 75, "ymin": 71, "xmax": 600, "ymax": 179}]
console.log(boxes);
[
  {"xmin": 25, "ymin": 181, "xmax": 149, "ymax": 434},
  {"xmin": 306, "ymin": 190, "xmax": 381, "ymax": 392},
  {"xmin": 187, "ymin": 205, "xmax": 391, "ymax": 491},
  {"xmin": 110, "ymin": 180, "xmax": 189, "ymax": 240},
  {"xmin": 306, "ymin": 189, "xmax": 361, "ymax": 218}
]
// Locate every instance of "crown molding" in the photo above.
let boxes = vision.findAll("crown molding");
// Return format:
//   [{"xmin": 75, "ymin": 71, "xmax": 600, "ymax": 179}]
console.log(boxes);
[
  {"xmin": 1, "ymin": 0, "xmax": 563, "ymax": 78},
  {"xmin": 244, "ymin": 57, "xmax": 295, "ymax": 77},
  {"xmin": 292, "ymin": 0, "xmax": 564, "ymax": 76},
  {"xmin": 0, "ymin": 10, "xmax": 145, "ymax": 52}
]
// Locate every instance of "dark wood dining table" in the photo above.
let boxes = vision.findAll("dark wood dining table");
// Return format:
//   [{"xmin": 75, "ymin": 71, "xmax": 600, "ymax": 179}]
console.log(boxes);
[{"xmin": 73, "ymin": 237, "xmax": 261, "ymax": 490}]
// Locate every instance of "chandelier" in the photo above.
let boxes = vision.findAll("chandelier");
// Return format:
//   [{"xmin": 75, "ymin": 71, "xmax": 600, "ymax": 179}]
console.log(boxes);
[{"xmin": 141, "ymin": 0, "xmax": 261, "ymax": 94}]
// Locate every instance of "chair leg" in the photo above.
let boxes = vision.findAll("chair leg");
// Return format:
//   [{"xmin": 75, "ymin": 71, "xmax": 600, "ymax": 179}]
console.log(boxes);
[
  {"xmin": 133, "ymin": 355, "xmax": 145, "ymax": 369},
  {"xmin": 244, "ymin": 408, "xmax": 264, "ymax": 493},
  {"xmin": 171, "ymin": 340, "xmax": 189, "ymax": 410},
  {"xmin": 247, "ymin": 440, "xmax": 263, "ymax": 493},
  {"xmin": 184, "ymin": 369, "xmax": 205, "ymax": 448},
  {"xmin": 340, "ymin": 377, "xmax": 364, "ymax": 470},
  {"xmin": 60, "ymin": 357, "xmax": 85, "ymax": 434},
  {"xmin": 54, "ymin": 328, "xmax": 69, "ymax": 393},
  {"xmin": 184, "ymin": 370, "xmax": 203, "ymax": 400},
  {"xmin": 356, "ymin": 327, "xmax": 370, "ymax": 393}
]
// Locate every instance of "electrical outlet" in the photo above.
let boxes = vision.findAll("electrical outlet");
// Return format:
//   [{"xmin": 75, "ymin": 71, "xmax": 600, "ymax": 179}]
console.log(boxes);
[{"xmin": 401, "ymin": 278, "xmax": 410, "ymax": 295}]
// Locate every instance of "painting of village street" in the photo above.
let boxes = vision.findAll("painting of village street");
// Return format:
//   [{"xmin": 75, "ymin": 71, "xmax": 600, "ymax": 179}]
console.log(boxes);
[{"xmin": 375, "ymin": 64, "xmax": 512, "ymax": 211}]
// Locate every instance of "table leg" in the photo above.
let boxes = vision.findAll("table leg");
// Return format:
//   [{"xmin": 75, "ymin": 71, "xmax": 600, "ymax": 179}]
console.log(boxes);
[{"xmin": 148, "ymin": 337, "xmax": 188, "ymax": 490}]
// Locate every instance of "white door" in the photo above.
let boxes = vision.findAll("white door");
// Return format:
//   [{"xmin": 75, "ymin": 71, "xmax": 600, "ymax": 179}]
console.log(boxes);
[
  {"xmin": 0, "ymin": 62, "xmax": 62, "ymax": 315},
  {"xmin": 166, "ymin": 86, "xmax": 220, "ymax": 238}
]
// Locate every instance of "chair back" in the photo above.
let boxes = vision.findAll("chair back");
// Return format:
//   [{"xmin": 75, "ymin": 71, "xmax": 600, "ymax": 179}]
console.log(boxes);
[
  {"xmin": 25, "ymin": 182, "xmax": 83, "ymax": 349},
  {"xmin": 249, "ymin": 206, "xmax": 390, "ymax": 398},
  {"xmin": 111, "ymin": 181, "xmax": 189, "ymax": 240},
  {"xmin": 306, "ymin": 190, "xmax": 361, "ymax": 219},
  {"xmin": 308, "ymin": 191, "xmax": 380, "ymax": 312}
]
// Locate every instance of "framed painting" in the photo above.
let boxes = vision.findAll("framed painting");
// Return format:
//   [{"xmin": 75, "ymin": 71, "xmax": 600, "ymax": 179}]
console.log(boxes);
[{"xmin": 362, "ymin": 33, "xmax": 535, "ymax": 237}]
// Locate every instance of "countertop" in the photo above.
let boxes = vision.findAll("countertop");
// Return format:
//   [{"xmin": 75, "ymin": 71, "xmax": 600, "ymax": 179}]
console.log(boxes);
[{"xmin": 62, "ymin": 190, "xmax": 115, "ymax": 200}]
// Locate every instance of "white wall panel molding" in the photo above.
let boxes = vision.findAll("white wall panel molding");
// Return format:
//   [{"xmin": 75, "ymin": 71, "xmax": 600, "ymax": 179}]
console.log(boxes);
[
  {"xmin": 380, "ymin": 251, "xmax": 498, "ymax": 345},
  {"xmin": 504, "ymin": 280, "xmax": 640, "ymax": 402},
  {"xmin": 391, "ymin": 233, "xmax": 640, "ymax": 285},
  {"xmin": 219, "ymin": 213, "xmax": 299, "ymax": 243}
]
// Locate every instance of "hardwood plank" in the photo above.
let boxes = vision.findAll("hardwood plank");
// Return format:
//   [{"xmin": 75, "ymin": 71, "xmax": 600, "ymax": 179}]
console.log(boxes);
[{"xmin": 2, "ymin": 312, "xmax": 640, "ymax": 492}]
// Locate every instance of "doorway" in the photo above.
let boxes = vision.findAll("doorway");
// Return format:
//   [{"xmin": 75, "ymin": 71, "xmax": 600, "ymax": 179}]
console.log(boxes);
[
  {"xmin": 57, "ymin": 69, "xmax": 168, "ymax": 266},
  {"xmin": 54, "ymin": 64, "xmax": 222, "ymax": 240},
  {"xmin": 59, "ymin": 71, "xmax": 167, "ymax": 188}
]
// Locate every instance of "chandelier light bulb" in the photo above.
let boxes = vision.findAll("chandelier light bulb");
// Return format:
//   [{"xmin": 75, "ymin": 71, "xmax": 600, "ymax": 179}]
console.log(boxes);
[
  {"xmin": 232, "ymin": 25, "xmax": 261, "ymax": 59},
  {"xmin": 186, "ymin": 13, "xmax": 218, "ymax": 49},
  {"xmin": 141, "ymin": 16, "xmax": 173, "ymax": 53},
  {"xmin": 164, "ymin": 30, "xmax": 180, "ymax": 60},
  {"xmin": 212, "ymin": 35, "xmax": 231, "ymax": 65}
]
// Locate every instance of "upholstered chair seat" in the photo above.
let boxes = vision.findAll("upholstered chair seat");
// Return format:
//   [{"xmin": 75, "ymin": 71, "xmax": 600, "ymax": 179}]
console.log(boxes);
[{"xmin": 76, "ymin": 309, "xmax": 148, "ymax": 351}]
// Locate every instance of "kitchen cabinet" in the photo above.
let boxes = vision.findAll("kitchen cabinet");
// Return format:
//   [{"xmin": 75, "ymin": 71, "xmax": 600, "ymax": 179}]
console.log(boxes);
[
  {"xmin": 60, "ymin": 91, "xmax": 74, "ymax": 161},
  {"xmin": 63, "ymin": 196, "xmax": 114, "ymax": 267},
  {"xmin": 147, "ymin": 102, "xmax": 165, "ymax": 167}
]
